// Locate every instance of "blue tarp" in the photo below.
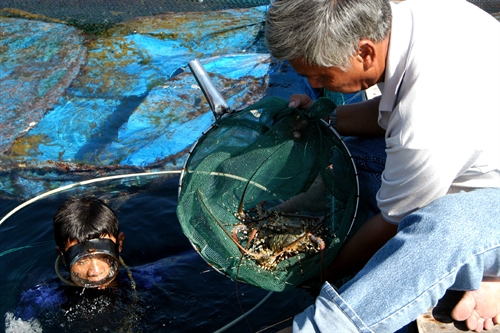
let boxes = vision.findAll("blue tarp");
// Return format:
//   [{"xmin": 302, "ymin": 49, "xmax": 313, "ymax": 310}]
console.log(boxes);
[{"xmin": 0, "ymin": 6, "xmax": 358, "ymax": 199}]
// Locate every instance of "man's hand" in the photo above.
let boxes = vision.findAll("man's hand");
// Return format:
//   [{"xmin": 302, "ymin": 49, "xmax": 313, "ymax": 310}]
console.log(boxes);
[
  {"xmin": 288, "ymin": 94, "xmax": 385, "ymax": 137},
  {"xmin": 288, "ymin": 94, "xmax": 314, "ymax": 110}
]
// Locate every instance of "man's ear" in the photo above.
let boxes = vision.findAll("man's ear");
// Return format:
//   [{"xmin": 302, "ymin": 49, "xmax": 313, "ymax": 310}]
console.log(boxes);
[
  {"xmin": 357, "ymin": 40, "xmax": 377, "ymax": 70},
  {"xmin": 117, "ymin": 232, "xmax": 125, "ymax": 252}
]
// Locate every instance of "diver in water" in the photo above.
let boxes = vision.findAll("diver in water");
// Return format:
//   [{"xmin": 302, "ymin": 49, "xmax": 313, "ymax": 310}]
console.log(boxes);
[
  {"xmin": 8, "ymin": 197, "xmax": 143, "ymax": 333},
  {"xmin": 53, "ymin": 197, "xmax": 125, "ymax": 290},
  {"xmin": 6, "ymin": 197, "xmax": 314, "ymax": 332}
]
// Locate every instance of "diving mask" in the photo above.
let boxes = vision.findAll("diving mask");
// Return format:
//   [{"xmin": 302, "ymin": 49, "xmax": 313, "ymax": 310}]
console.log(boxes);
[{"xmin": 64, "ymin": 238, "xmax": 120, "ymax": 288}]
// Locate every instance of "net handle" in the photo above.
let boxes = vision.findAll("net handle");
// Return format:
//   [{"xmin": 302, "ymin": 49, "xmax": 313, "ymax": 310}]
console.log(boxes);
[{"xmin": 188, "ymin": 59, "xmax": 232, "ymax": 119}]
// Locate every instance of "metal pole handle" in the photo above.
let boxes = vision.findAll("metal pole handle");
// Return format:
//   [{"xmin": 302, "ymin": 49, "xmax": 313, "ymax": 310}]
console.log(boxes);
[{"xmin": 188, "ymin": 59, "xmax": 231, "ymax": 120}]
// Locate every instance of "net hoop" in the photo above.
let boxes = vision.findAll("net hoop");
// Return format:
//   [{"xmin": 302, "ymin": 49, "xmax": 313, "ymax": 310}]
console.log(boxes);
[{"xmin": 177, "ymin": 104, "xmax": 359, "ymax": 292}]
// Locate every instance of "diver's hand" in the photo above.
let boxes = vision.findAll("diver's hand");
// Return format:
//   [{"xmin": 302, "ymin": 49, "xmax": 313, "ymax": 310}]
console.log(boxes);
[{"xmin": 288, "ymin": 94, "xmax": 314, "ymax": 110}]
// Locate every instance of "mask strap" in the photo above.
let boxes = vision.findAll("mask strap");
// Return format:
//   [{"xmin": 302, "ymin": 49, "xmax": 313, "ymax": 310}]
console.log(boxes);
[
  {"xmin": 55, "ymin": 255, "xmax": 80, "ymax": 287},
  {"xmin": 119, "ymin": 256, "xmax": 136, "ymax": 291}
]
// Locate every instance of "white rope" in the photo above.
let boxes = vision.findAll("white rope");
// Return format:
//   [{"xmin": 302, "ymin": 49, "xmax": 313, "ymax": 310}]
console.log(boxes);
[
  {"xmin": 188, "ymin": 170, "xmax": 270, "ymax": 192},
  {"xmin": 214, "ymin": 290, "xmax": 274, "ymax": 333},
  {"xmin": 0, "ymin": 170, "xmax": 182, "ymax": 225}
]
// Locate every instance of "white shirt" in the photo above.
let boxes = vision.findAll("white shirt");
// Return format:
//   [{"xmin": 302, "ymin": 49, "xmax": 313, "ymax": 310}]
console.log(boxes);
[{"xmin": 377, "ymin": 0, "xmax": 500, "ymax": 224}]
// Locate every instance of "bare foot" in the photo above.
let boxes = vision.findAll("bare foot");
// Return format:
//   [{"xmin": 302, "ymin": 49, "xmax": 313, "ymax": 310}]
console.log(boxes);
[{"xmin": 451, "ymin": 280, "xmax": 500, "ymax": 332}]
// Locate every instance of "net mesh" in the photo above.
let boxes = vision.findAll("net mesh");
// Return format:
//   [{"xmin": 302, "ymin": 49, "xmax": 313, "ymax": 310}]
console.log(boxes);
[
  {"xmin": 0, "ymin": 0, "xmax": 271, "ymax": 32},
  {"xmin": 1, "ymin": 0, "xmax": 498, "ymax": 34},
  {"xmin": 177, "ymin": 96, "xmax": 359, "ymax": 292}
]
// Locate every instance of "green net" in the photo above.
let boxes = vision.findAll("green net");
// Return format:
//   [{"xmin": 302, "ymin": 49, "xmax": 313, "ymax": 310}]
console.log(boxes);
[{"xmin": 177, "ymin": 96, "xmax": 359, "ymax": 292}]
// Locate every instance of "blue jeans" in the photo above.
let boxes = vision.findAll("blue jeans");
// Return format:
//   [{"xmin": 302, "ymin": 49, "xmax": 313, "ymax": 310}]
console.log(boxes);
[
  {"xmin": 294, "ymin": 137, "xmax": 500, "ymax": 333},
  {"xmin": 343, "ymin": 136, "xmax": 386, "ymax": 236}
]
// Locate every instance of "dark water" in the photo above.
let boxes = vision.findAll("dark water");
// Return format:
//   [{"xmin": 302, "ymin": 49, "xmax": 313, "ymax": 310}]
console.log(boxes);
[{"xmin": 0, "ymin": 173, "xmax": 315, "ymax": 332}]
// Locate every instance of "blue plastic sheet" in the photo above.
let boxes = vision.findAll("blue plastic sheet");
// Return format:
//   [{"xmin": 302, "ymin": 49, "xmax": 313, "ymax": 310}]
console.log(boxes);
[
  {"xmin": 0, "ymin": 5, "xmax": 366, "ymax": 199},
  {"xmin": 0, "ymin": 6, "xmax": 315, "ymax": 199},
  {"xmin": 0, "ymin": 18, "xmax": 85, "ymax": 154}
]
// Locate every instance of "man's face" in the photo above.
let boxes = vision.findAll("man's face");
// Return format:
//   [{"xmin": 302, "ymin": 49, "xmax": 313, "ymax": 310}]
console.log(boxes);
[
  {"xmin": 289, "ymin": 39, "xmax": 388, "ymax": 94},
  {"xmin": 64, "ymin": 233, "xmax": 123, "ymax": 289},
  {"xmin": 289, "ymin": 57, "xmax": 376, "ymax": 94}
]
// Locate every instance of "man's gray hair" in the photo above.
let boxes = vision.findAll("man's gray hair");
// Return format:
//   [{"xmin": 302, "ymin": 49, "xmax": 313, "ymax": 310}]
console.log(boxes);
[{"xmin": 265, "ymin": 0, "xmax": 392, "ymax": 70}]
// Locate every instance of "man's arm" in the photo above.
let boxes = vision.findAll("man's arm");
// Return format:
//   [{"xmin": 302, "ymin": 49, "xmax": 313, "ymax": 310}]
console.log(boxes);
[
  {"xmin": 336, "ymin": 96, "xmax": 385, "ymax": 137},
  {"xmin": 323, "ymin": 213, "xmax": 398, "ymax": 282},
  {"xmin": 276, "ymin": 214, "xmax": 397, "ymax": 333}
]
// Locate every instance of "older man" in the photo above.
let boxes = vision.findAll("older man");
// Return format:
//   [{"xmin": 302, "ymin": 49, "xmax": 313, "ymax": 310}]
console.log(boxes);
[{"xmin": 265, "ymin": 0, "xmax": 500, "ymax": 332}]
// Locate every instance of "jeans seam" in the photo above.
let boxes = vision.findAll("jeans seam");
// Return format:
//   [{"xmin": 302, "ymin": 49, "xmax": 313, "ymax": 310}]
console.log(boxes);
[{"xmin": 324, "ymin": 285, "xmax": 374, "ymax": 333}]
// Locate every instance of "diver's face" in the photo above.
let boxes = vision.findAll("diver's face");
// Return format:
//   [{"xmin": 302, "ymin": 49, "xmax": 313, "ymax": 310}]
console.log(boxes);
[
  {"xmin": 64, "ymin": 233, "xmax": 124, "ymax": 290},
  {"xmin": 69, "ymin": 250, "xmax": 115, "ymax": 289}
]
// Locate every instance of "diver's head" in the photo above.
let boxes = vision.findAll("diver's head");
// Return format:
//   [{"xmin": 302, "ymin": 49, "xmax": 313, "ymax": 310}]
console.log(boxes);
[{"xmin": 54, "ymin": 197, "xmax": 124, "ymax": 289}]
